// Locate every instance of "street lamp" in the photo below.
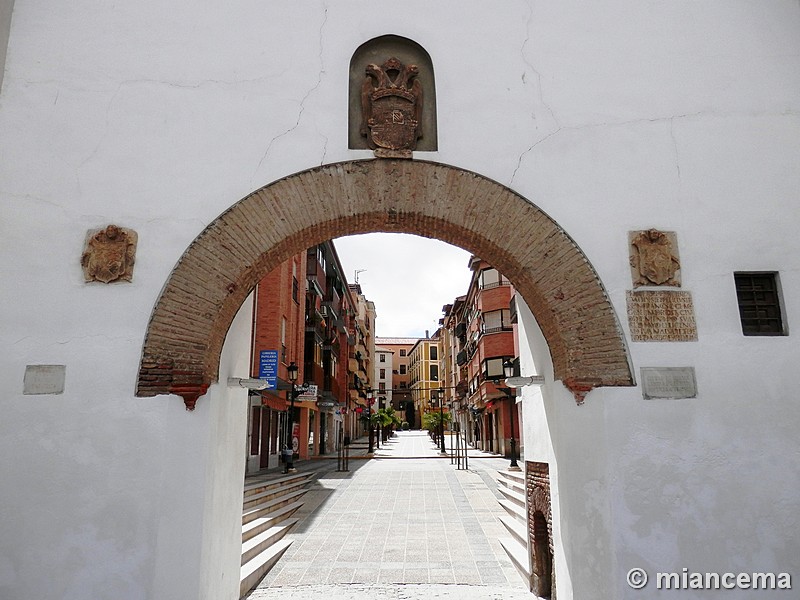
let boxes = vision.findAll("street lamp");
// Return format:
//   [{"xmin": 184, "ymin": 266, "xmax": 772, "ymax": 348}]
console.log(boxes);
[
  {"xmin": 434, "ymin": 387, "xmax": 446, "ymax": 455},
  {"xmin": 283, "ymin": 361, "xmax": 299, "ymax": 474},
  {"xmin": 367, "ymin": 389, "xmax": 374, "ymax": 454},
  {"xmin": 500, "ymin": 360, "xmax": 521, "ymax": 471}
]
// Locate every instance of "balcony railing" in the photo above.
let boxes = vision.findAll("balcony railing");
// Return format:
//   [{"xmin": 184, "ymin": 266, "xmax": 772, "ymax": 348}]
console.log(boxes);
[
  {"xmin": 479, "ymin": 279, "xmax": 511, "ymax": 291},
  {"xmin": 456, "ymin": 349, "xmax": 468, "ymax": 366},
  {"xmin": 323, "ymin": 374, "xmax": 341, "ymax": 400},
  {"xmin": 480, "ymin": 325, "xmax": 514, "ymax": 335}
]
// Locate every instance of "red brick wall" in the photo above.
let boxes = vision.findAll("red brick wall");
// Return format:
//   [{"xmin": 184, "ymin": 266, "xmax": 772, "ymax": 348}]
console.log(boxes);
[
  {"xmin": 526, "ymin": 461, "xmax": 555, "ymax": 598},
  {"xmin": 136, "ymin": 160, "xmax": 633, "ymax": 409},
  {"xmin": 251, "ymin": 253, "xmax": 306, "ymax": 383}
]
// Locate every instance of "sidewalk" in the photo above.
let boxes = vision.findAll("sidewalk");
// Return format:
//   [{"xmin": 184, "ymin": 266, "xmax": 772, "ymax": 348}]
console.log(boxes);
[{"xmin": 246, "ymin": 430, "xmax": 529, "ymax": 600}]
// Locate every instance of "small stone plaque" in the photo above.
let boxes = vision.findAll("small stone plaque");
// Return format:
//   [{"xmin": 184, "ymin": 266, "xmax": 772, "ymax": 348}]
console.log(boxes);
[
  {"xmin": 641, "ymin": 367, "xmax": 697, "ymax": 399},
  {"xmin": 23, "ymin": 365, "xmax": 66, "ymax": 395},
  {"xmin": 627, "ymin": 290, "xmax": 698, "ymax": 341}
]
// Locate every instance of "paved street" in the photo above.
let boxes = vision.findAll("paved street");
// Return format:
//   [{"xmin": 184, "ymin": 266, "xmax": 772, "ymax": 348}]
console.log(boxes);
[{"xmin": 246, "ymin": 430, "xmax": 533, "ymax": 600}]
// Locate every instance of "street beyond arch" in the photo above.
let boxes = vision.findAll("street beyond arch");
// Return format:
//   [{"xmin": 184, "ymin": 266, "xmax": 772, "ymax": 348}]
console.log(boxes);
[{"xmin": 246, "ymin": 430, "xmax": 533, "ymax": 600}]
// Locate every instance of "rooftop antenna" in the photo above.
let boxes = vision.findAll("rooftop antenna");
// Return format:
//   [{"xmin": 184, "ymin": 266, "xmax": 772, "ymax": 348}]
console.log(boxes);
[{"xmin": 354, "ymin": 269, "xmax": 367, "ymax": 284}]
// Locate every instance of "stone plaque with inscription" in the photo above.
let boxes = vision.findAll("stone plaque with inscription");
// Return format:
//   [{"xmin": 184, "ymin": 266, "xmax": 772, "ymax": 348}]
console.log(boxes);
[
  {"xmin": 627, "ymin": 290, "xmax": 698, "ymax": 341},
  {"xmin": 641, "ymin": 367, "xmax": 697, "ymax": 399},
  {"xmin": 23, "ymin": 364, "xmax": 66, "ymax": 395}
]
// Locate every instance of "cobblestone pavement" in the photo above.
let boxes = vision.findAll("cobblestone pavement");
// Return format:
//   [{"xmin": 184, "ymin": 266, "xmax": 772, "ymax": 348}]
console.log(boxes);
[{"xmin": 246, "ymin": 430, "xmax": 532, "ymax": 600}]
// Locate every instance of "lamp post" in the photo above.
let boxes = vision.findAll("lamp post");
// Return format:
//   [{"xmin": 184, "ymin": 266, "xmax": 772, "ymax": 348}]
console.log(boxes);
[
  {"xmin": 433, "ymin": 387, "xmax": 446, "ymax": 455},
  {"xmin": 367, "ymin": 389, "xmax": 374, "ymax": 454},
  {"xmin": 500, "ymin": 360, "xmax": 521, "ymax": 471},
  {"xmin": 283, "ymin": 361, "xmax": 299, "ymax": 473}
]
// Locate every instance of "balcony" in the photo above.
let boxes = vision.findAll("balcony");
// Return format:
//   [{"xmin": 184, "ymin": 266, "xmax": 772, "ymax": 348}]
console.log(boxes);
[
  {"xmin": 320, "ymin": 303, "xmax": 340, "ymax": 323},
  {"xmin": 479, "ymin": 278, "xmax": 511, "ymax": 291},
  {"xmin": 303, "ymin": 363, "xmax": 325, "ymax": 390},
  {"xmin": 323, "ymin": 374, "xmax": 342, "ymax": 401},
  {"xmin": 481, "ymin": 325, "xmax": 514, "ymax": 336}
]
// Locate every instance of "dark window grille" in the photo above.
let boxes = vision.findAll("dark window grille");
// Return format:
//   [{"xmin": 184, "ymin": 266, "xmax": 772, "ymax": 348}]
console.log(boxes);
[{"xmin": 734, "ymin": 272, "xmax": 785, "ymax": 336}]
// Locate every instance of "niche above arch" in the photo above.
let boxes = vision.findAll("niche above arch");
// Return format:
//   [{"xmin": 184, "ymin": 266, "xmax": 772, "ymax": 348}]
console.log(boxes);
[{"xmin": 348, "ymin": 35, "xmax": 438, "ymax": 152}]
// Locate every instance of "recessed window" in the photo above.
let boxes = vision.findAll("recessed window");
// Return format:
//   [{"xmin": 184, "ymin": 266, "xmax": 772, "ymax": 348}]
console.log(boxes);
[
  {"xmin": 734, "ymin": 272, "xmax": 786, "ymax": 336},
  {"xmin": 483, "ymin": 356, "xmax": 512, "ymax": 380},
  {"xmin": 482, "ymin": 309, "xmax": 512, "ymax": 333},
  {"xmin": 479, "ymin": 268, "xmax": 509, "ymax": 290},
  {"xmin": 399, "ymin": 349, "xmax": 407, "ymax": 357}
]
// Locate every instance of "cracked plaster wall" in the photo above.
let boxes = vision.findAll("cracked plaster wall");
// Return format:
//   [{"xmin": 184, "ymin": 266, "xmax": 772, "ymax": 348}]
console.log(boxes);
[{"xmin": 1, "ymin": 1, "xmax": 800, "ymax": 599}]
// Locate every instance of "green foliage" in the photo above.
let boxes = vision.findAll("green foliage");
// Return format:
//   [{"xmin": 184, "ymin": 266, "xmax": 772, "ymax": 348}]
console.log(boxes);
[
  {"xmin": 371, "ymin": 406, "xmax": 402, "ymax": 427},
  {"xmin": 421, "ymin": 410, "xmax": 451, "ymax": 433}
]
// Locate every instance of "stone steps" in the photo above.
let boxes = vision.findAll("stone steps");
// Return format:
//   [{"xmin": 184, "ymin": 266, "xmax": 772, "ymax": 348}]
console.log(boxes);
[
  {"xmin": 239, "ymin": 472, "xmax": 313, "ymax": 598},
  {"xmin": 240, "ymin": 539, "xmax": 293, "ymax": 598},
  {"xmin": 496, "ymin": 470, "xmax": 532, "ymax": 591},
  {"xmin": 242, "ymin": 499, "xmax": 304, "ymax": 542},
  {"xmin": 242, "ymin": 488, "xmax": 308, "ymax": 524},
  {"xmin": 243, "ymin": 478, "xmax": 308, "ymax": 510}
]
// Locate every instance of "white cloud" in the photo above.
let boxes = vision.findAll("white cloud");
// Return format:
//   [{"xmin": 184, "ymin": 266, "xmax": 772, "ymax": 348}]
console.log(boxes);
[{"xmin": 332, "ymin": 233, "xmax": 473, "ymax": 338}]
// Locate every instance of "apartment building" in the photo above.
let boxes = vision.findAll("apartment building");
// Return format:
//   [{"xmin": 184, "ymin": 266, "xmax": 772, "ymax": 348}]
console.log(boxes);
[
  {"xmin": 374, "ymin": 337, "xmax": 417, "ymax": 427},
  {"xmin": 445, "ymin": 257, "xmax": 519, "ymax": 458},
  {"xmin": 246, "ymin": 240, "xmax": 373, "ymax": 472},
  {"xmin": 304, "ymin": 242, "xmax": 360, "ymax": 456},
  {"xmin": 247, "ymin": 252, "xmax": 307, "ymax": 473},
  {"xmin": 408, "ymin": 333, "xmax": 443, "ymax": 427},
  {"xmin": 440, "ymin": 296, "xmax": 468, "ymax": 442},
  {"xmin": 374, "ymin": 346, "xmax": 394, "ymax": 410},
  {"xmin": 348, "ymin": 283, "xmax": 376, "ymax": 437}
]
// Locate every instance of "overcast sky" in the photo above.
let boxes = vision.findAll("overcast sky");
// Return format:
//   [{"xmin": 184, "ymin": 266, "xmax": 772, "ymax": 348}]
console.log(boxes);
[{"xmin": 333, "ymin": 233, "xmax": 473, "ymax": 338}]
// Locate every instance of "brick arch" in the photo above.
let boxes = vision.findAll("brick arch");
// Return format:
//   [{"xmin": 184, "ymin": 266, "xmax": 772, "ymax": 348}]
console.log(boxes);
[{"xmin": 136, "ymin": 159, "xmax": 633, "ymax": 409}]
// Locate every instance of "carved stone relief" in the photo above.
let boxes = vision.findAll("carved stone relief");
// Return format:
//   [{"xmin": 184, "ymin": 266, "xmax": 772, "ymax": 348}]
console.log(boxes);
[
  {"xmin": 348, "ymin": 35, "xmax": 437, "ymax": 152},
  {"xmin": 361, "ymin": 57, "xmax": 423, "ymax": 158},
  {"xmin": 81, "ymin": 224, "xmax": 137, "ymax": 283},
  {"xmin": 629, "ymin": 229, "xmax": 681, "ymax": 287}
]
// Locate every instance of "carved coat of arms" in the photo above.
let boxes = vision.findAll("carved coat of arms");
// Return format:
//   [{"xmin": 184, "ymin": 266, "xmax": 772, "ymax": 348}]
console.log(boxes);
[
  {"xmin": 81, "ymin": 224, "xmax": 137, "ymax": 283},
  {"xmin": 630, "ymin": 229, "xmax": 680, "ymax": 287},
  {"xmin": 361, "ymin": 57, "xmax": 423, "ymax": 158}
]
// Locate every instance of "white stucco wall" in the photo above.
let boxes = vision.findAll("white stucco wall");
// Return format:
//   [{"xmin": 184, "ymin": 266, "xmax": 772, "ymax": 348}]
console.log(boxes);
[{"xmin": 1, "ymin": 1, "xmax": 799, "ymax": 599}]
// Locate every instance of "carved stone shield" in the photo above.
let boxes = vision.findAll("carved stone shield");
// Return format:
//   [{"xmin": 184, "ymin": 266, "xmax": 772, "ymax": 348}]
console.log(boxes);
[
  {"xmin": 361, "ymin": 57, "xmax": 422, "ymax": 157},
  {"xmin": 369, "ymin": 92, "xmax": 418, "ymax": 151},
  {"xmin": 630, "ymin": 229, "xmax": 680, "ymax": 287},
  {"xmin": 81, "ymin": 224, "xmax": 137, "ymax": 283}
]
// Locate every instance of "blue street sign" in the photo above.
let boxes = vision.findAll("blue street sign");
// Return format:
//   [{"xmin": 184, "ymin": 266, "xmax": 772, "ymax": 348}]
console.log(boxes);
[{"xmin": 258, "ymin": 350, "xmax": 279, "ymax": 390}]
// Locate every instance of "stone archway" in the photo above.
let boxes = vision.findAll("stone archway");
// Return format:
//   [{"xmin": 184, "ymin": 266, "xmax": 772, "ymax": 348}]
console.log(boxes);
[{"xmin": 136, "ymin": 159, "xmax": 633, "ymax": 409}]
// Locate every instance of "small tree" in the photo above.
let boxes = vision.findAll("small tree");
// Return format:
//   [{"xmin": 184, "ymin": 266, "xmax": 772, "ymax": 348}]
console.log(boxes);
[
  {"xmin": 373, "ymin": 407, "xmax": 402, "ymax": 441},
  {"xmin": 421, "ymin": 410, "xmax": 451, "ymax": 443}
]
